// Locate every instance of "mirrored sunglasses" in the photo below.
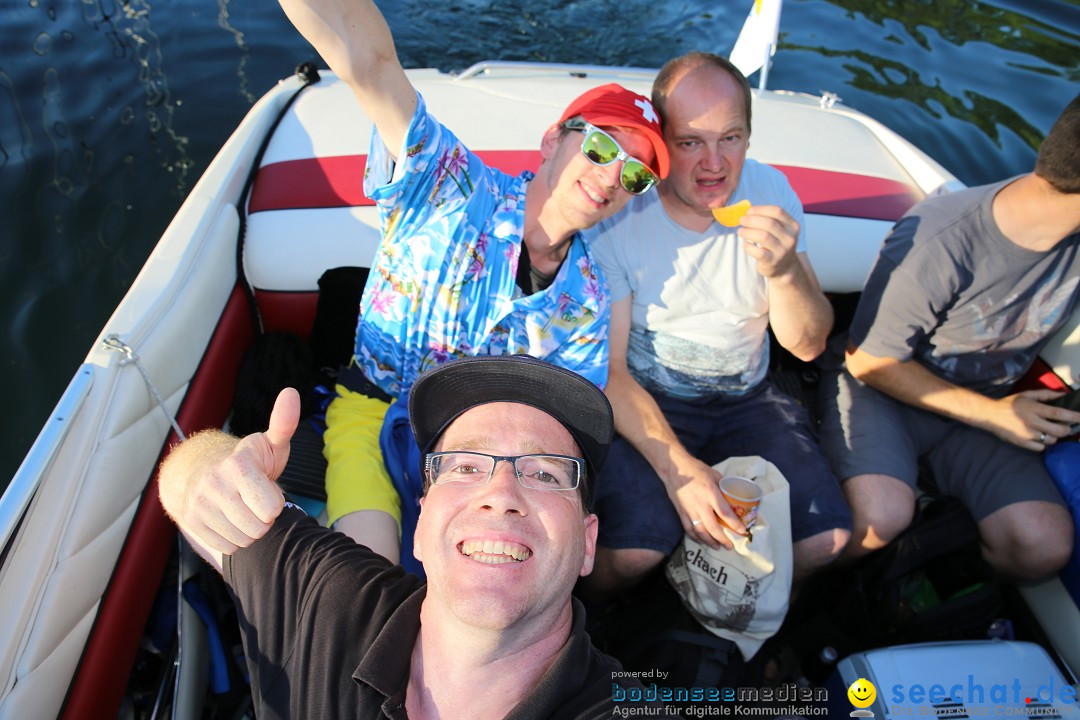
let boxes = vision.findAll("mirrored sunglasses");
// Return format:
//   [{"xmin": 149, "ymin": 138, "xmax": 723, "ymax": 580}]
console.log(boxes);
[{"xmin": 565, "ymin": 120, "xmax": 658, "ymax": 195}]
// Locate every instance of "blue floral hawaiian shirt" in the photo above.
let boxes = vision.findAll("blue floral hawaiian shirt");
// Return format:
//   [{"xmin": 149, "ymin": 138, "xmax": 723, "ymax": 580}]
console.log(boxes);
[{"xmin": 353, "ymin": 93, "xmax": 609, "ymax": 397}]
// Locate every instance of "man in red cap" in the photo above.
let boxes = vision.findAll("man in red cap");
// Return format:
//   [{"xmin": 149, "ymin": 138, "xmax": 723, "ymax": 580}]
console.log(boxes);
[{"xmin": 276, "ymin": 0, "xmax": 668, "ymax": 568}]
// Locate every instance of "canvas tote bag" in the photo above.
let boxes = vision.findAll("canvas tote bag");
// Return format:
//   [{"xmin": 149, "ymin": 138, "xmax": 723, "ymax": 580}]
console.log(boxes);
[{"xmin": 665, "ymin": 455, "xmax": 793, "ymax": 660}]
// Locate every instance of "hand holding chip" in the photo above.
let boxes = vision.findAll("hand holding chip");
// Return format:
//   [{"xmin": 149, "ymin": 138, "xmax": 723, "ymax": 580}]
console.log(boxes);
[{"xmin": 718, "ymin": 203, "xmax": 801, "ymax": 280}]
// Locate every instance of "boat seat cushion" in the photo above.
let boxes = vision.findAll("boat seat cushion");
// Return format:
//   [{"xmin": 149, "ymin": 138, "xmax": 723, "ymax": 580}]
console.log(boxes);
[{"xmin": 242, "ymin": 152, "xmax": 922, "ymax": 300}]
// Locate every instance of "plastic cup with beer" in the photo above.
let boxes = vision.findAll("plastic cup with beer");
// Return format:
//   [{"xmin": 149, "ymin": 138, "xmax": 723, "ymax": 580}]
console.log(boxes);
[{"xmin": 719, "ymin": 475, "xmax": 763, "ymax": 530}]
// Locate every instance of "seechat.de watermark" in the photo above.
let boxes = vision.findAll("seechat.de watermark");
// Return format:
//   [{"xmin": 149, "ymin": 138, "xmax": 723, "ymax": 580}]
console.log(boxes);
[{"xmin": 888, "ymin": 676, "xmax": 1077, "ymax": 715}]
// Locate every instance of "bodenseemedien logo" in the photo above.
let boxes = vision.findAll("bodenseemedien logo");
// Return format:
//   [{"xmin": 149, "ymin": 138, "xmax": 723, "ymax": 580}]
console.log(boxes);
[{"xmin": 848, "ymin": 678, "xmax": 877, "ymax": 718}]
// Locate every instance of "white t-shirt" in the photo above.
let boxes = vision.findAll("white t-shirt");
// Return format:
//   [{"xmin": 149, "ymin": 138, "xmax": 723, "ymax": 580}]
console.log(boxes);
[{"xmin": 588, "ymin": 159, "xmax": 806, "ymax": 400}]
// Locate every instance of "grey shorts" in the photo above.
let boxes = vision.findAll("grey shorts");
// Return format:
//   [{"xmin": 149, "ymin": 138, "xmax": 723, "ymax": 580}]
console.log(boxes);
[{"xmin": 817, "ymin": 369, "xmax": 1066, "ymax": 521}]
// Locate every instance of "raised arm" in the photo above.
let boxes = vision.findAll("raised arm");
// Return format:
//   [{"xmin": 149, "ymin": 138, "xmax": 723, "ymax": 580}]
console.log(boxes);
[
  {"xmin": 158, "ymin": 388, "xmax": 300, "ymax": 572},
  {"xmin": 278, "ymin": 0, "xmax": 416, "ymax": 156},
  {"xmin": 604, "ymin": 296, "xmax": 745, "ymax": 548},
  {"xmin": 741, "ymin": 205, "xmax": 833, "ymax": 361}
]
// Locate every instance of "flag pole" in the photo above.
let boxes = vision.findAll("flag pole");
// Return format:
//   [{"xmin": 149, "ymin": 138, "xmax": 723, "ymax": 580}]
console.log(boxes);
[
  {"xmin": 759, "ymin": 42, "xmax": 772, "ymax": 91},
  {"xmin": 729, "ymin": 0, "xmax": 782, "ymax": 92}
]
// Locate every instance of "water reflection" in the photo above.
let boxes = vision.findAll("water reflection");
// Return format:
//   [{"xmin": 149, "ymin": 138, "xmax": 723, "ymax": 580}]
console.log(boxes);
[
  {"xmin": 784, "ymin": 42, "xmax": 1046, "ymax": 150},
  {"xmin": 386, "ymin": 0, "xmax": 725, "ymax": 71},
  {"xmin": 32, "ymin": 32, "xmax": 52, "ymax": 56},
  {"xmin": 0, "ymin": 70, "xmax": 32, "ymax": 170},
  {"xmin": 834, "ymin": 0, "xmax": 1079, "ymax": 70},
  {"xmin": 217, "ymin": 0, "xmax": 257, "ymax": 104},
  {"xmin": 74, "ymin": 0, "xmax": 194, "ymax": 192},
  {"xmin": 42, "ymin": 67, "xmax": 81, "ymax": 200},
  {"xmin": 783, "ymin": 0, "xmax": 1078, "ymax": 158}
]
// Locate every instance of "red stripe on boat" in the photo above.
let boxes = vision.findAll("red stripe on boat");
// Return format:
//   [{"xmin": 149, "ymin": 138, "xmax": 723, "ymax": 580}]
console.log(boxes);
[
  {"xmin": 248, "ymin": 153, "xmax": 923, "ymax": 221},
  {"xmin": 773, "ymin": 165, "xmax": 924, "ymax": 222},
  {"xmin": 250, "ymin": 155, "xmax": 371, "ymax": 211},
  {"xmin": 247, "ymin": 150, "xmax": 543, "ymax": 212}
]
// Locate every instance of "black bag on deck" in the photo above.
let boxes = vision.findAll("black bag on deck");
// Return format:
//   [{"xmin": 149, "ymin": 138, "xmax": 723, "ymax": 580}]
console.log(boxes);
[
  {"xmin": 792, "ymin": 494, "xmax": 1004, "ymax": 666},
  {"xmin": 851, "ymin": 494, "xmax": 1004, "ymax": 644},
  {"xmin": 229, "ymin": 330, "xmax": 318, "ymax": 437},
  {"xmin": 230, "ymin": 267, "xmax": 370, "ymax": 502},
  {"xmin": 307, "ymin": 266, "xmax": 368, "ymax": 376}
]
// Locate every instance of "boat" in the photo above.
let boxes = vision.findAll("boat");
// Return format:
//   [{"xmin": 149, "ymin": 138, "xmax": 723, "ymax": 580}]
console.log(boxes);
[{"xmin": 3, "ymin": 53, "xmax": 1078, "ymax": 718}]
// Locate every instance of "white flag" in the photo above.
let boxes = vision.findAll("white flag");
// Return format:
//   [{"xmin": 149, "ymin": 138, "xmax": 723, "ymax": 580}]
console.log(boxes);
[{"xmin": 729, "ymin": 0, "xmax": 783, "ymax": 80}]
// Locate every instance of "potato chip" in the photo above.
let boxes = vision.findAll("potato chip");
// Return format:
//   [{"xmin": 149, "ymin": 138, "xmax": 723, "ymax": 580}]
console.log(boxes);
[{"xmin": 711, "ymin": 199, "xmax": 751, "ymax": 227}]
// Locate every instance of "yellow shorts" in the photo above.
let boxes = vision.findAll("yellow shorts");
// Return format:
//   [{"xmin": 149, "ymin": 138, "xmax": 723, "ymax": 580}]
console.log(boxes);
[{"xmin": 322, "ymin": 387, "xmax": 399, "ymax": 528}]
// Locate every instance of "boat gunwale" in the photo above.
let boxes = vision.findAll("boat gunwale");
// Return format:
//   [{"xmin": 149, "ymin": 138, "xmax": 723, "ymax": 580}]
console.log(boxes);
[
  {"xmin": 0, "ymin": 366, "xmax": 94, "ymax": 558},
  {"xmin": 453, "ymin": 59, "xmax": 658, "ymax": 82}
]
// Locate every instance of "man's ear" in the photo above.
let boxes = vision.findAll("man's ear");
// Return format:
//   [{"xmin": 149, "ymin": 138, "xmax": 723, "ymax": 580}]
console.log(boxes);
[
  {"xmin": 539, "ymin": 124, "xmax": 563, "ymax": 162},
  {"xmin": 579, "ymin": 513, "xmax": 599, "ymax": 577},
  {"xmin": 413, "ymin": 496, "xmax": 426, "ymax": 563}
]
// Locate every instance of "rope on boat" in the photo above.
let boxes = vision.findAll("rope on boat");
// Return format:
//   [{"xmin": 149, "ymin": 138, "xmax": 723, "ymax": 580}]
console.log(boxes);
[
  {"xmin": 235, "ymin": 61, "xmax": 323, "ymax": 336},
  {"xmin": 102, "ymin": 334, "xmax": 187, "ymax": 442},
  {"xmin": 103, "ymin": 333, "xmax": 191, "ymax": 720}
]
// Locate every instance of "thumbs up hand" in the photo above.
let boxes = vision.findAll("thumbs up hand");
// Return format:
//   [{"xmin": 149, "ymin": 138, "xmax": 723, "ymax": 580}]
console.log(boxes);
[{"xmin": 158, "ymin": 388, "xmax": 300, "ymax": 570}]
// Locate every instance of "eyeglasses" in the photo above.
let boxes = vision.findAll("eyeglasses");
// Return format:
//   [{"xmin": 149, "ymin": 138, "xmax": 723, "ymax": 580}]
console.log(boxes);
[
  {"xmin": 425, "ymin": 451, "xmax": 584, "ymax": 492},
  {"xmin": 564, "ymin": 119, "xmax": 658, "ymax": 196}
]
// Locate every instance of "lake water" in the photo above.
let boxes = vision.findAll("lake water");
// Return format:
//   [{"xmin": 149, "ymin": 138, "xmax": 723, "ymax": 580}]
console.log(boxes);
[{"xmin": 2, "ymin": 0, "xmax": 1078, "ymax": 486}]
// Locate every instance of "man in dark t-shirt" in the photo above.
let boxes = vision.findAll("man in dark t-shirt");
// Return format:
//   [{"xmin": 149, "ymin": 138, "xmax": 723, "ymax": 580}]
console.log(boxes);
[
  {"xmin": 159, "ymin": 355, "xmax": 663, "ymax": 718},
  {"xmin": 817, "ymin": 93, "xmax": 1080, "ymax": 582}
]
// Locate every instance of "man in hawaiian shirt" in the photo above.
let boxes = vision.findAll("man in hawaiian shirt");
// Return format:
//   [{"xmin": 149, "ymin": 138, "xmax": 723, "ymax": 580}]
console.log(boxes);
[{"xmin": 277, "ymin": 0, "xmax": 669, "ymax": 564}]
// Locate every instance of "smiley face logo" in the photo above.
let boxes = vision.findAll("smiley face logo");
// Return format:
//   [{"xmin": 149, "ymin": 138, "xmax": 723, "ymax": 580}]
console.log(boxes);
[{"xmin": 848, "ymin": 678, "xmax": 877, "ymax": 709}]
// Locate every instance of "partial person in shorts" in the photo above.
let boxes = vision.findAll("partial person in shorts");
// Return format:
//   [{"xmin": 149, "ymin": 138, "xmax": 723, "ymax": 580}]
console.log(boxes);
[{"xmin": 816, "ymin": 93, "xmax": 1080, "ymax": 581}]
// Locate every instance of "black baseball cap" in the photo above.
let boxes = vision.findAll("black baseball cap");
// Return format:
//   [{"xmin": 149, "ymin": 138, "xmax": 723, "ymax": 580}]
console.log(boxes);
[{"xmin": 408, "ymin": 355, "xmax": 613, "ymax": 506}]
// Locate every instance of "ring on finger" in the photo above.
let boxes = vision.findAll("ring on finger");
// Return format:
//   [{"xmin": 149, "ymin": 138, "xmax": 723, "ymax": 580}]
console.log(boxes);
[
  {"xmin": 1039, "ymin": 431, "xmax": 1049, "ymax": 444},
  {"xmin": 691, "ymin": 519, "xmax": 702, "ymax": 527}
]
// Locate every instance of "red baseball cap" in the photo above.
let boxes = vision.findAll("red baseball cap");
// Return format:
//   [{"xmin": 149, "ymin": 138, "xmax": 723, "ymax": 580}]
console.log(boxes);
[{"xmin": 557, "ymin": 83, "xmax": 669, "ymax": 179}]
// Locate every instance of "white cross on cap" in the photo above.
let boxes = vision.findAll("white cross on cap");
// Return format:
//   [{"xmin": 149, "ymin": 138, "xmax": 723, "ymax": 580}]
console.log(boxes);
[{"xmin": 635, "ymin": 98, "xmax": 659, "ymax": 125}]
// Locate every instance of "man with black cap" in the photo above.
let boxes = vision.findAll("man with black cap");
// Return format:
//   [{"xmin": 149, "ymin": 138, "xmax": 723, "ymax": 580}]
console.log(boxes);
[
  {"xmin": 274, "ymin": 0, "xmax": 669, "ymax": 565},
  {"xmin": 158, "ymin": 355, "xmax": 662, "ymax": 717}
]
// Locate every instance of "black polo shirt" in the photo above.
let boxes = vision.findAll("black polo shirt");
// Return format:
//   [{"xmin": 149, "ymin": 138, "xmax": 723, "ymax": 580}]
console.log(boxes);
[{"xmin": 225, "ymin": 505, "xmax": 652, "ymax": 718}]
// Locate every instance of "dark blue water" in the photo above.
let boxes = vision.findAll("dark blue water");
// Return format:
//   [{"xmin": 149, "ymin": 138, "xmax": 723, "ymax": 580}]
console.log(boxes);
[{"xmin": 2, "ymin": 0, "xmax": 1078, "ymax": 486}]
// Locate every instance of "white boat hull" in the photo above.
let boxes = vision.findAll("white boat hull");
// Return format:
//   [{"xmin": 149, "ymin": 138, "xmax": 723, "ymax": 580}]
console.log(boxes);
[{"xmin": 2, "ymin": 64, "xmax": 1076, "ymax": 717}]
